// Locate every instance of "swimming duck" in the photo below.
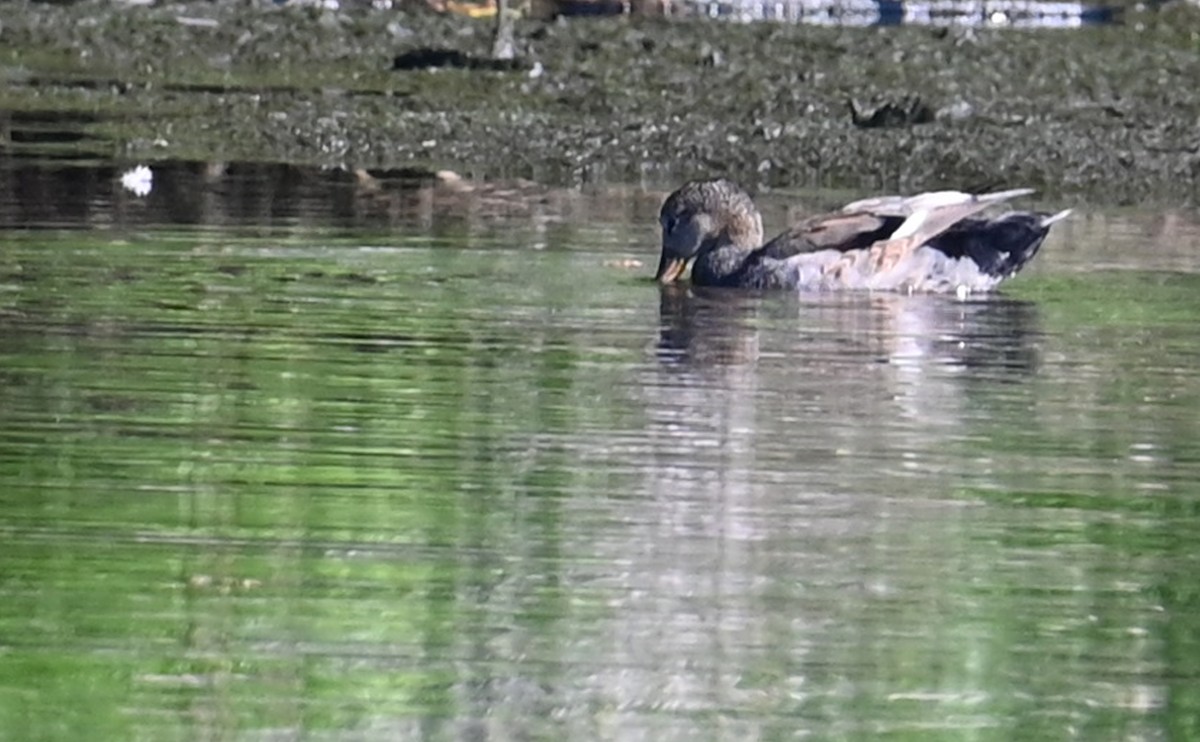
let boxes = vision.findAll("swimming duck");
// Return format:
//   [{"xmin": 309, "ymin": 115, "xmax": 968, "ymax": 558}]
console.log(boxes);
[{"xmin": 655, "ymin": 179, "xmax": 1070, "ymax": 293}]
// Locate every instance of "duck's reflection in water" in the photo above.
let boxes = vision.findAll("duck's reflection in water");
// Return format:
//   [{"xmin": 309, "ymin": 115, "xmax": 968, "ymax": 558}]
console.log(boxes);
[
  {"xmin": 656, "ymin": 285, "xmax": 1039, "ymax": 377},
  {"xmin": 656, "ymin": 284, "xmax": 765, "ymax": 368},
  {"xmin": 587, "ymin": 289, "xmax": 1045, "ymax": 720},
  {"xmin": 648, "ymin": 287, "xmax": 1042, "ymax": 482}
]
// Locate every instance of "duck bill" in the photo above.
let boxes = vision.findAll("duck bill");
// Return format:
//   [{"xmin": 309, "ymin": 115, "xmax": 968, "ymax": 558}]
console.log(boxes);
[{"xmin": 655, "ymin": 254, "xmax": 690, "ymax": 284}]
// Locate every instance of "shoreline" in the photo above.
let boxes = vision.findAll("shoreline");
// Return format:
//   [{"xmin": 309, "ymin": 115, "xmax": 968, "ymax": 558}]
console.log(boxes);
[{"xmin": 3, "ymin": 1, "xmax": 1199, "ymax": 205}]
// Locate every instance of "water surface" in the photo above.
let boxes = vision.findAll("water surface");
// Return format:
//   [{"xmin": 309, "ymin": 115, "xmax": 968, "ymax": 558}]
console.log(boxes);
[{"xmin": 2, "ymin": 161, "xmax": 1200, "ymax": 740}]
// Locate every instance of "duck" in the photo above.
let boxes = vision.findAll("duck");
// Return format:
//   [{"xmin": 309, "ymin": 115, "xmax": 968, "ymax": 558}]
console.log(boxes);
[{"xmin": 655, "ymin": 179, "xmax": 1070, "ymax": 294}]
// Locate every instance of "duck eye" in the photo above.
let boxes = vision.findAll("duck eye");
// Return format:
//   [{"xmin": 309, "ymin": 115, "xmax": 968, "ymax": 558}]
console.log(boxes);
[{"xmin": 662, "ymin": 216, "xmax": 677, "ymax": 234}]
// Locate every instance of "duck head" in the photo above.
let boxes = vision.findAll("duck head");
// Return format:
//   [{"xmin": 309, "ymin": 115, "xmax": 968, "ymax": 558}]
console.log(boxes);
[{"xmin": 655, "ymin": 178, "xmax": 764, "ymax": 284}]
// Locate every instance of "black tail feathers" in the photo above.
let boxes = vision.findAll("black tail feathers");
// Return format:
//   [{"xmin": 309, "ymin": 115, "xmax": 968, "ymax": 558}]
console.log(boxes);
[{"xmin": 929, "ymin": 212, "xmax": 1065, "ymax": 279}]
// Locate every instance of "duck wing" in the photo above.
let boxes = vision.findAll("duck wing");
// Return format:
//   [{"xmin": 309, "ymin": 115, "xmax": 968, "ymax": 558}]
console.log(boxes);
[
  {"xmin": 758, "ymin": 211, "xmax": 904, "ymax": 259},
  {"xmin": 838, "ymin": 188, "xmax": 1034, "ymax": 217},
  {"xmin": 756, "ymin": 189, "xmax": 1042, "ymax": 291}
]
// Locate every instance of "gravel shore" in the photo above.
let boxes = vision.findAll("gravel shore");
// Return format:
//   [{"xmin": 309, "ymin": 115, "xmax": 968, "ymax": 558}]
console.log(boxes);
[{"xmin": 3, "ymin": 0, "xmax": 1199, "ymax": 204}]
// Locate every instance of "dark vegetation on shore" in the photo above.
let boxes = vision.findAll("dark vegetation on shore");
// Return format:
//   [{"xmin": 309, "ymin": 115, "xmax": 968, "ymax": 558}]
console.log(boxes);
[{"xmin": 3, "ymin": 0, "xmax": 1200, "ymax": 204}]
